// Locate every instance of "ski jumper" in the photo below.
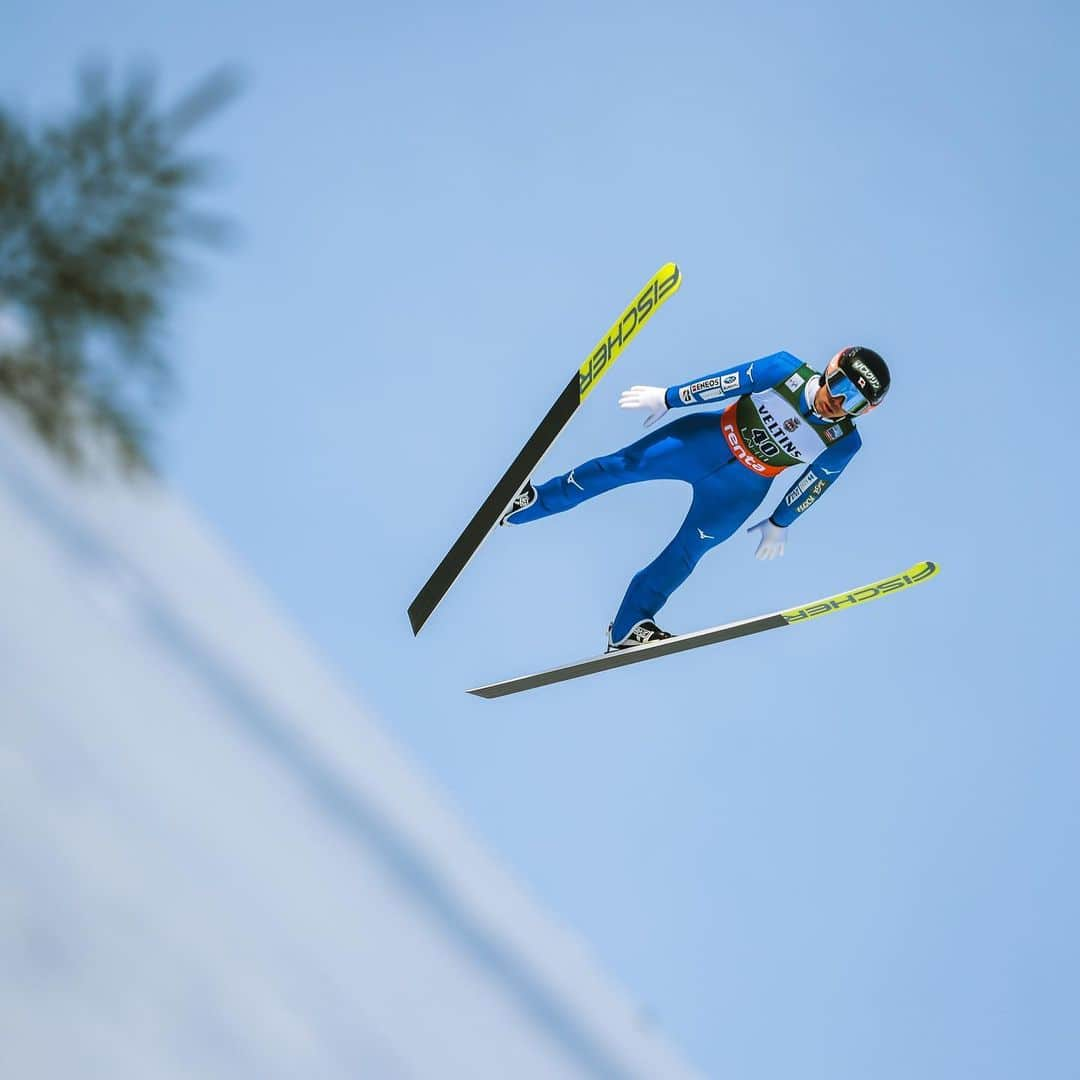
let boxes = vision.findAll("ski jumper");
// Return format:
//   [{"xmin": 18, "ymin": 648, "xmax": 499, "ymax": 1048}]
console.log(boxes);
[{"xmin": 509, "ymin": 352, "xmax": 863, "ymax": 640}]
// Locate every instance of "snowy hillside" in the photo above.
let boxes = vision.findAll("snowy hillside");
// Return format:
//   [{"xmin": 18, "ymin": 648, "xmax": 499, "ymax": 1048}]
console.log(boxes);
[{"xmin": 0, "ymin": 406, "xmax": 698, "ymax": 1080}]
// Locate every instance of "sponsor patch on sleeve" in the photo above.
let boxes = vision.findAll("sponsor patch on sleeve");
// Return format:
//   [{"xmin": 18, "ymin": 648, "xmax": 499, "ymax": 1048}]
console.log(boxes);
[
  {"xmin": 680, "ymin": 376, "xmax": 730, "ymax": 403},
  {"xmin": 784, "ymin": 470, "xmax": 819, "ymax": 505},
  {"xmin": 720, "ymin": 372, "xmax": 740, "ymax": 392}
]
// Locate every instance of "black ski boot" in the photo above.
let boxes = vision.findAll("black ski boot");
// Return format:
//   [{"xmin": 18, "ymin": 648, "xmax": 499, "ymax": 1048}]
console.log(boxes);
[
  {"xmin": 499, "ymin": 480, "xmax": 537, "ymax": 525},
  {"xmin": 607, "ymin": 618, "xmax": 674, "ymax": 652}
]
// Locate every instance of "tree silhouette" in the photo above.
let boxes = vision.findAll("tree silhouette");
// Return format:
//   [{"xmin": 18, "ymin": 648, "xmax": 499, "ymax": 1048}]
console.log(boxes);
[{"xmin": 0, "ymin": 63, "xmax": 240, "ymax": 470}]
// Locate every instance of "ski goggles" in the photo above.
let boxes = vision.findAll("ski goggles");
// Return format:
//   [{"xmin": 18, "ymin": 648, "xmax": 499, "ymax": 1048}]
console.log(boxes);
[{"xmin": 823, "ymin": 367, "xmax": 875, "ymax": 417}]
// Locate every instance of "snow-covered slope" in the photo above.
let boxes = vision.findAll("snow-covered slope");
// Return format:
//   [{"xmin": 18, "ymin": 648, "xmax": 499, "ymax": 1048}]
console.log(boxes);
[{"xmin": 0, "ymin": 406, "xmax": 698, "ymax": 1080}]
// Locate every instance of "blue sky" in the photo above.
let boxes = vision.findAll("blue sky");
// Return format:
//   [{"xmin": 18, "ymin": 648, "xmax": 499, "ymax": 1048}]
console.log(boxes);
[{"xmin": 3, "ymin": 2, "xmax": 1077, "ymax": 1076}]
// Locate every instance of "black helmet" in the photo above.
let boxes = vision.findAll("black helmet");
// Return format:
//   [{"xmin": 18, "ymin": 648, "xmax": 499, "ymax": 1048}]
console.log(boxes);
[{"xmin": 825, "ymin": 346, "xmax": 890, "ymax": 415}]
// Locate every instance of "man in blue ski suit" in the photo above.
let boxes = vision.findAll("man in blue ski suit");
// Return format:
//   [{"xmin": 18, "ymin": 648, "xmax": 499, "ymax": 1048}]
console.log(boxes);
[{"xmin": 501, "ymin": 346, "xmax": 891, "ymax": 649}]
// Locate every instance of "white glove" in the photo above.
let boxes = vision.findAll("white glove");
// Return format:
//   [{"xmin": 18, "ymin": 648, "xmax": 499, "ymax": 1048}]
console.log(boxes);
[
  {"xmin": 747, "ymin": 518, "xmax": 787, "ymax": 560},
  {"xmin": 618, "ymin": 385, "xmax": 668, "ymax": 428}
]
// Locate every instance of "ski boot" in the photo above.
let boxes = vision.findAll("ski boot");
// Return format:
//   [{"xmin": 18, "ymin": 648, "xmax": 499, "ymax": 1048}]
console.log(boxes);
[
  {"xmin": 499, "ymin": 480, "xmax": 537, "ymax": 525},
  {"xmin": 606, "ymin": 619, "xmax": 673, "ymax": 652}
]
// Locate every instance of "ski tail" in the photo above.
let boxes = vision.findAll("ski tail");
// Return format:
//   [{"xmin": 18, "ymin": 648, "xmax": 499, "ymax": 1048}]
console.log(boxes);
[
  {"xmin": 408, "ymin": 376, "xmax": 579, "ymax": 635},
  {"xmin": 408, "ymin": 263, "xmax": 682, "ymax": 635}
]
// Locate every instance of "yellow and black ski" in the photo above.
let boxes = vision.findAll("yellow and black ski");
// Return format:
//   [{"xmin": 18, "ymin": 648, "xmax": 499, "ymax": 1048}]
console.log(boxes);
[
  {"xmin": 468, "ymin": 561, "xmax": 940, "ymax": 697},
  {"xmin": 408, "ymin": 263, "xmax": 683, "ymax": 634}
]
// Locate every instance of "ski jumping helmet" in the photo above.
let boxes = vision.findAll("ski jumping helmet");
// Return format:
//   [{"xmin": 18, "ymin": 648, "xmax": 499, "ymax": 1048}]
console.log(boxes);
[{"xmin": 824, "ymin": 346, "xmax": 890, "ymax": 416}]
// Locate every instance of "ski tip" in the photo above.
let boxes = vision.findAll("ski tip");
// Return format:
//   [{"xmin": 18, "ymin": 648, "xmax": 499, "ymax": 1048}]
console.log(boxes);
[
  {"xmin": 781, "ymin": 559, "xmax": 940, "ymax": 625},
  {"xmin": 655, "ymin": 262, "xmax": 682, "ymax": 299}
]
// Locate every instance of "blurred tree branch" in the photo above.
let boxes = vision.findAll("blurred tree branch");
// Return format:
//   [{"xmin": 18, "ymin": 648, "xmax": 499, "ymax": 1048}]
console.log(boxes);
[{"xmin": 0, "ymin": 62, "xmax": 241, "ymax": 471}]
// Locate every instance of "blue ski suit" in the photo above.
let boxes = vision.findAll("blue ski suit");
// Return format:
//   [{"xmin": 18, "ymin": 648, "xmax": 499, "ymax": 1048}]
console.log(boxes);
[{"xmin": 508, "ymin": 351, "xmax": 863, "ymax": 640}]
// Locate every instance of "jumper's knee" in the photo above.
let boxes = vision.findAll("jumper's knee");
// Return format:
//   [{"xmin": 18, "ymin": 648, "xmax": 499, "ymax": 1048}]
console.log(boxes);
[
  {"xmin": 673, "ymin": 540, "xmax": 703, "ymax": 575},
  {"xmin": 596, "ymin": 448, "xmax": 637, "ymax": 478}
]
